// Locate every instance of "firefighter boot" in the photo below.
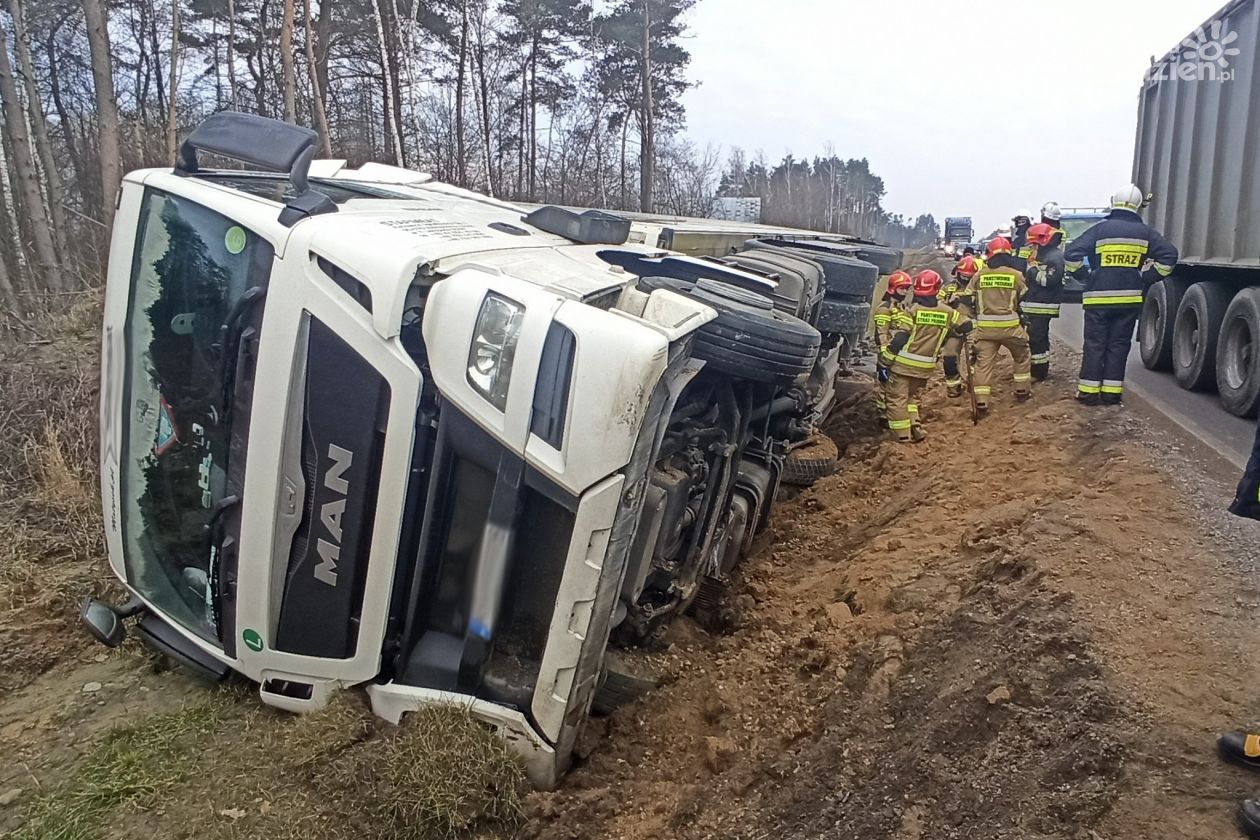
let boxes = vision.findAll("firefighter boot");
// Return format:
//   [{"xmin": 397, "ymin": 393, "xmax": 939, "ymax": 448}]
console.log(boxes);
[
  {"xmin": 1218, "ymin": 732, "xmax": 1260, "ymax": 770},
  {"xmin": 1239, "ymin": 799, "xmax": 1260, "ymax": 840},
  {"xmin": 911, "ymin": 425, "xmax": 927, "ymax": 443},
  {"xmin": 1032, "ymin": 362, "xmax": 1050, "ymax": 381}
]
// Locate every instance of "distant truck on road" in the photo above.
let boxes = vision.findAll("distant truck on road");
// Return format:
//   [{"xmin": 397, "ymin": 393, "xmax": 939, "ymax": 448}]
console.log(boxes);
[
  {"xmin": 1133, "ymin": 0, "xmax": 1260, "ymax": 416},
  {"xmin": 942, "ymin": 217, "xmax": 973, "ymax": 256}
]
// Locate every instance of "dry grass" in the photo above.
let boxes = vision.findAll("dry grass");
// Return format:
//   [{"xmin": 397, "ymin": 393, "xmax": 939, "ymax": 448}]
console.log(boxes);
[{"xmin": 0, "ymin": 293, "xmax": 109, "ymax": 687}]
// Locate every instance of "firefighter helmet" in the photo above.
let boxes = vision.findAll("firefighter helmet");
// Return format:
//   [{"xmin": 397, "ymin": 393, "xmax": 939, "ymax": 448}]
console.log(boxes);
[
  {"xmin": 1040, "ymin": 201, "xmax": 1063, "ymax": 221},
  {"xmin": 913, "ymin": 269, "xmax": 942, "ymax": 297},
  {"xmin": 956, "ymin": 256, "xmax": 980, "ymax": 278},
  {"xmin": 986, "ymin": 237, "xmax": 1014, "ymax": 258},
  {"xmin": 1110, "ymin": 184, "xmax": 1144, "ymax": 211},
  {"xmin": 1026, "ymin": 223, "xmax": 1057, "ymax": 246},
  {"xmin": 1013, "ymin": 208, "xmax": 1034, "ymax": 223},
  {"xmin": 887, "ymin": 269, "xmax": 913, "ymax": 294}
]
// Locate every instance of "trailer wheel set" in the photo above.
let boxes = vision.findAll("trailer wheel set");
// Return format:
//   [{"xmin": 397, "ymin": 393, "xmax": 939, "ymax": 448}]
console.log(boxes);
[{"xmin": 1141, "ymin": 280, "xmax": 1260, "ymax": 417}]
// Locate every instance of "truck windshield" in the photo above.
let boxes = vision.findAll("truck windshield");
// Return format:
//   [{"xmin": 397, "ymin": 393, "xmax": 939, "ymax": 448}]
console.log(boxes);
[
  {"xmin": 1061, "ymin": 218, "xmax": 1103, "ymax": 241},
  {"xmin": 120, "ymin": 190, "xmax": 273, "ymax": 644}
]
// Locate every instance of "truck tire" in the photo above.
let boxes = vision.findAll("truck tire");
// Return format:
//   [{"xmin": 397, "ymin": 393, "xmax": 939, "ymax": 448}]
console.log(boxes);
[
  {"xmin": 1173, "ymin": 282, "xmax": 1232, "ymax": 391},
  {"xmin": 1139, "ymin": 277, "xmax": 1187, "ymax": 371},
  {"xmin": 852, "ymin": 243, "xmax": 903, "ymax": 275},
  {"xmin": 1216, "ymin": 288, "xmax": 1260, "ymax": 417},
  {"xmin": 638, "ymin": 276, "xmax": 821, "ymax": 386},
  {"xmin": 816, "ymin": 299, "xmax": 872, "ymax": 335},
  {"xmin": 781, "ymin": 433, "xmax": 839, "ymax": 486},
  {"xmin": 743, "ymin": 241, "xmax": 879, "ymax": 298}
]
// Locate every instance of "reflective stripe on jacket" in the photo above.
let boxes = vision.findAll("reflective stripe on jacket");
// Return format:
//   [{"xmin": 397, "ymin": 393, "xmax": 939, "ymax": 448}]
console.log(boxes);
[
  {"xmin": 1064, "ymin": 208, "xmax": 1179, "ymax": 309},
  {"xmin": 1023, "ymin": 243, "xmax": 1065, "ymax": 318},
  {"xmin": 973, "ymin": 267, "xmax": 1027, "ymax": 335},
  {"xmin": 888, "ymin": 301, "xmax": 969, "ymax": 379}
]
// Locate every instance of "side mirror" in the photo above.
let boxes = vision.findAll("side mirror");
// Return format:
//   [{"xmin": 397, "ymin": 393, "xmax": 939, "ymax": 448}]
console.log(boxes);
[{"xmin": 80, "ymin": 598, "xmax": 133, "ymax": 648}]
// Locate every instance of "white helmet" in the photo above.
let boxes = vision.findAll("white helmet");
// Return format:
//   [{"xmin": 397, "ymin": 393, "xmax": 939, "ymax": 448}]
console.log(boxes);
[
  {"xmin": 1041, "ymin": 201, "xmax": 1063, "ymax": 221},
  {"xmin": 1013, "ymin": 208, "xmax": 1034, "ymax": 222},
  {"xmin": 1110, "ymin": 184, "xmax": 1144, "ymax": 211}
]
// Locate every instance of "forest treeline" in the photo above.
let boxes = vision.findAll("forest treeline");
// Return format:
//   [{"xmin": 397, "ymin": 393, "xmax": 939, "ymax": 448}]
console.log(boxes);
[{"xmin": 0, "ymin": 0, "xmax": 937, "ymax": 320}]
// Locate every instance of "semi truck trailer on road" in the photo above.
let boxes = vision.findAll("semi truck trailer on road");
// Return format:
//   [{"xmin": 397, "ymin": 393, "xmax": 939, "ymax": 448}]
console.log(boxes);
[{"xmin": 1134, "ymin": 0, "xmax": 1260, "ymax": 416}]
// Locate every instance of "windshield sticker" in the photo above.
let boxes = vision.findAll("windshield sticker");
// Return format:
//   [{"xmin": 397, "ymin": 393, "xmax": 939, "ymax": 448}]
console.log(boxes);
[
  {"xmin": 154, "ymin": 397, "xmax": 179, "ymax": 456},
  {"xmin": 242, "ymin": 628, "xmax": 264, "ymax": 652},
  {"xmin": 224, "ymin": 226, "xmax": 247, "ymax": 255}
]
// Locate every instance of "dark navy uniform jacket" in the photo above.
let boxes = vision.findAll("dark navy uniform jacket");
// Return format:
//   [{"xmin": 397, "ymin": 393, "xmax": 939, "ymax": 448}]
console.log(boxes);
[{"xmin": 1064, "ymin": 208, "xmax": 1179, "ymax": 309}]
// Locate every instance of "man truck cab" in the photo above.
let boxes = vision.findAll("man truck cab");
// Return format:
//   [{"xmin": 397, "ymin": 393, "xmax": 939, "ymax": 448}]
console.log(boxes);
[{"xmin": 85, "ymin": 113, "xmax": 840, "ymax": 786}]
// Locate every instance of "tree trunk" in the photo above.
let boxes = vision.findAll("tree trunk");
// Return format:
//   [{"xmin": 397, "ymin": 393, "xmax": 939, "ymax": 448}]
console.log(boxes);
[
  {"xmin": 83, "ymin": 0, "xmax": 121, "ymax": 227},
  {"xmin": 454, "ymin": 0, "xmax": 468, "ymax": 187},
  {"xmin": 227, "ymin": 0, "xmax": 237, "ymax": 108},
  {"xmin": 315, "ymin": 0, "xmax": 333, "ymax": 114},
  {"xmin": 0, "ymin": 14, "xmax": 59, "ymax": 287},
  {"xmin": 148, "ymin": 3, "xmax": 167, "ymax": 131},
  {"xmin": 46, "ymin": 29, "xmax": 88, "ymax": 210},
  {"xmin": 619, "ymin": 115, "xmax": 628, "ymax": 210},
  {"xmin": 516, "ymin": 59, "xmax": 526, "ymax": 199},
  {"xmin": 527, "ymin": 41, "xmax": 537, "ymax": 201},
  {"xmin": 165, "ymin": 0, "xmax": 180, "ymax": 163},
  {"xmin": 638, "ymin": 0, "xmax": 653, "ymax": 213},
  {"xmin": 372, "ymin": 0, "xmax": 402, "ymax": 164},
  {"xmin": 302, "ymin": 0, "xmax": 331, "ymax": 153},
  {"xmin": 281, "ymin": 0, "xmax": 297, "ymax": 122},
  {"xmin": 473, "ymin": 6, "xmax": 496, "ymax": 196},
  {"xmin": 9, "ymin": 0, "xmax": 68, "ymax": 262}
]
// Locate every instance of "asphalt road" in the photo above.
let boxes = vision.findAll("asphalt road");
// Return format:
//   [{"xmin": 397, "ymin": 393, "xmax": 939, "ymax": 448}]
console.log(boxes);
[{"xmin": 1051, "ymin": 303, "xmax": 1256, "ymax": 469}]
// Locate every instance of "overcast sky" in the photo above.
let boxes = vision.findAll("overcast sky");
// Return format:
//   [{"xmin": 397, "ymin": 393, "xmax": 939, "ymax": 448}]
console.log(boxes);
[{"xmin": 679, "ymin": 0, "xmax": 1231, "ymax": 236}]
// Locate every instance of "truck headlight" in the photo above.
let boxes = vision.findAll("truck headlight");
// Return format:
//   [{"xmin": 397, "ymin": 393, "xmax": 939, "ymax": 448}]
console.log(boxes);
[{"xmin": 467, "ymin": 293, "xmax": 524, "ymax": 410}]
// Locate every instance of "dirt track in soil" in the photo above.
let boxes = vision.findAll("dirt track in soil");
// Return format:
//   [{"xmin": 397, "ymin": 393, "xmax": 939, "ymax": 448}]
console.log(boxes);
[
  {"xmin": 6, "ymin": 345, "xmax": 1260, "ymax": 838},
  {"xmin": 525, "ymin": 356, "xmax": 1260, "ymax": 840}
]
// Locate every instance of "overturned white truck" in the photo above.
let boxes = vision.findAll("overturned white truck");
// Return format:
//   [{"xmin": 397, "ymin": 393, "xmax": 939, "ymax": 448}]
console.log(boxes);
[{"xmin": 81, "ymin": 113, "xmax": 896, "ymax": 786}]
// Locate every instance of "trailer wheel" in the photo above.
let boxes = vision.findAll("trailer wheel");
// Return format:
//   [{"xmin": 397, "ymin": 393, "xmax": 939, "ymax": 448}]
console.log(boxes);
[
  {"xmin": 852, "ymin": 244, "xmax": 904, "ymax": 275},
  {"xmin": 1139, "ymin": 277, "xmax": 1187, "ymax": 371},
  {"xmin": 1173, "ymin": 282, "xmax": 1232, "ymax": 391},
  {"xmin": 638, "ymin": 276, "xmax": 821, "ymax": 386},
  {"xmin": 1217, "ymin": 288, "xmax": 1260, "ymax": 417}
]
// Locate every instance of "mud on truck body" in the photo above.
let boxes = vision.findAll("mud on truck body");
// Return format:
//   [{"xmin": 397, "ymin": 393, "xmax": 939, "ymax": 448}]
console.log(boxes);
[{"xmin": 83, "ymin": 113, "xmax": 888, "ymax": 787}]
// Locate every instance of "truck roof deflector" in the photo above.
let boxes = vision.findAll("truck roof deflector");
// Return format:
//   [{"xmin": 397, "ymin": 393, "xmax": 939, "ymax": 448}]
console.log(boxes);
[{"xmin": 174, "ymin": 111, "xmax": 337, "ymax": 228}]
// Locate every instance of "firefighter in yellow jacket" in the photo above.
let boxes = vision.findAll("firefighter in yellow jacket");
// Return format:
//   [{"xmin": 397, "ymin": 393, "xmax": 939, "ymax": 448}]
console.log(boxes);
[
  {"xmin": 971, "ymin": 237, "xmax": 1033, "ymax": 413},
  {"xmin": 878, "ymin": 269, "xmax": 973, "ymax": 442},
  {"xmin": 873, "ymin": 269, "xmax": 914, "ymax": 423}
]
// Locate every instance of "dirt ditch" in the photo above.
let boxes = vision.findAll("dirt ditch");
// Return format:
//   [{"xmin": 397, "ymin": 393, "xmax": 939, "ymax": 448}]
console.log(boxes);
[{"xmin": 5, "ymin": 344, "xmax": 1260, "ymax": 839}]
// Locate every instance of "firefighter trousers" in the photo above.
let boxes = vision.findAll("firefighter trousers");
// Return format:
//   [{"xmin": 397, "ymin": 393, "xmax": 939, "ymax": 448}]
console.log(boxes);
[
  {"xmin": 941, "ymin": 334, "xmax": 967, "ymax": 393},
  {"xmin": 1078, "ymin": 307, "xmax": 1140, "ymax": 399},
  {"xmin": 885, "ymin": 373, "xmax": 926, "ymax": 441},
  {"xmin": 876, "ymin": 377, "xmax": 918, "ymax": 426},
  {"xmin": 1027, "ymin": 315, "xmax": 1052, "ymax": 379},
  {"xmin": 973, "ymin": 332, "xmax": 1031, "ymax": 406}
]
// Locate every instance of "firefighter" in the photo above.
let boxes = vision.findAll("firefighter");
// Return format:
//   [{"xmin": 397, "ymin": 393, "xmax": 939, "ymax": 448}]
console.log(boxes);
[
  {"xmin": 873, "ymin": 270, "xmax": 914, "ymax": 424},
  {"xmin": 942, "ymin": 255, "xmax": 981, "ymax": 397},
  {"xmin": 1010, "ymin": 209, "xmax": 1035, "ymax": 273},
  {"xmin": 878, "ymin": 269, "xmax": 972, "ymax": 442},
  {"xmin": 1065, "ymin": 184, "xmax": 1179, "ymax": 405},
  {"xmin": 1040, "ymin": 201, "xmax": 1065, "ymax": 240},
  {"xmin": 971, "ymin": 237, "xmax": 1032, "ymax": 413},
  {"xmin": 1021, "ymin": 222, "xmax": 1065, "ymax": 381}
]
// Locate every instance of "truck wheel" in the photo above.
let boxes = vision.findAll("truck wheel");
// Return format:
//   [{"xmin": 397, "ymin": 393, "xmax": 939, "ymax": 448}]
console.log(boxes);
[
  {"xmin": 1139, "ymin": 277, "xmax": 1187, "ymax": 371},
  {"xmin": 781, "ymin": 433, "xmax": 839, "ymax": 486},
  {"xmin": 1217, "ymin": 288, "xmax": 1260, "ymax": 417},
  {"xmin": 1172, "ymin": 282, "xmax": 1232, "ymax": 391},
  {"xmin": 639, "ymin": 276, "xmax": 821, "ymax": 386},
  {"xmin": 852, "ymin": 244, "xmax": 903, "ymax": 275}
]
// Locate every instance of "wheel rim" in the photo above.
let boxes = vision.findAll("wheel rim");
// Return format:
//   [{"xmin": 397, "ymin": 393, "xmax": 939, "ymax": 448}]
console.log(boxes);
[
  {"xmin": 1222, "ymin": 316, "xmax": 1254, "ymax": 391},
  {"xmin": 1175, "ymin": 307, "xmax": 1202, "ymax": 365}
]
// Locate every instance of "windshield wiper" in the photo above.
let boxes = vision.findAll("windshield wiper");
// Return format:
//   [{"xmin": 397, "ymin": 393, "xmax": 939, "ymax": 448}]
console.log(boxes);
[
  {"xmin": 216, "ymin": 286, "xmax": 267, "ymax": 419},
  {"xmin": 205, "ymin": 494, "xmax": 242, "ymax": 642}
]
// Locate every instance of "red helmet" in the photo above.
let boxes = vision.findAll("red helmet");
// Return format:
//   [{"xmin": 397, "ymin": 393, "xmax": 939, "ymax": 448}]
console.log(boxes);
[
  {"xmin": 887, "ymin": 270, "xmax": 913, "ymax": 294},
  {"xmin": 913, "ymin": 269, "xmax": 942, "ymax": 297},
  {"xmin": 1026, "ymin": 223, "xmax": 1056, "ymax": 247},
  {"xmin": 986, "ymin": 237, "xmax": 1013, "ymax": 258},
  {"xmin": 955, "ymin": 256, "xmax": 980, "ymax": 278}
]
